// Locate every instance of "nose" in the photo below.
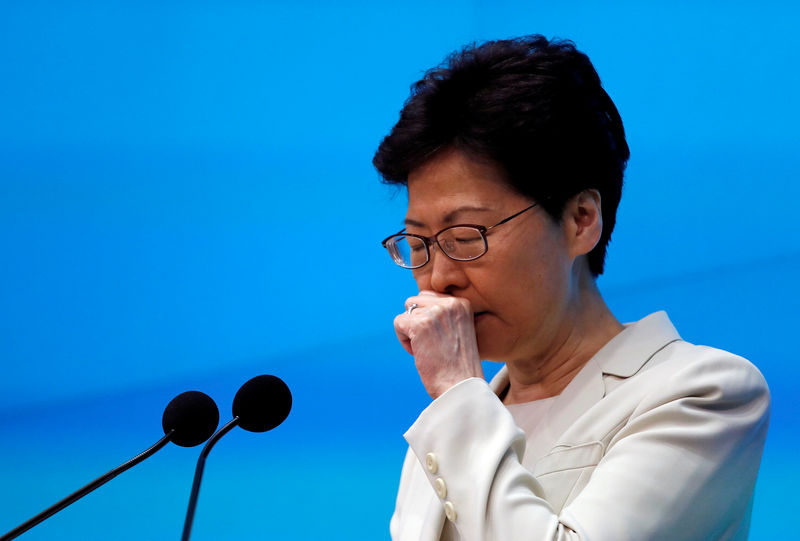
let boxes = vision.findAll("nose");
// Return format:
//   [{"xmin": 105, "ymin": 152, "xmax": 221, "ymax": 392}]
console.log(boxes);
[{"xmin": 414, "ymin": 244, "xmax": 470, "ymax": 294}]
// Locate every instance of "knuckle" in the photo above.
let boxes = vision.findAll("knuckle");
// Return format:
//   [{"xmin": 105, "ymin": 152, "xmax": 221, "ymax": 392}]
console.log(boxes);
[{"xmin": 418, "ymin": 315, "xmax": 432, "ymax": 327}]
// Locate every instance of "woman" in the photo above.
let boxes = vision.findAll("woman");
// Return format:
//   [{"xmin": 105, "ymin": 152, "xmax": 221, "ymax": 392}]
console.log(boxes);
[{"xmin": 374, "ymin": 36, "xmax": 770, "ymax": 541}]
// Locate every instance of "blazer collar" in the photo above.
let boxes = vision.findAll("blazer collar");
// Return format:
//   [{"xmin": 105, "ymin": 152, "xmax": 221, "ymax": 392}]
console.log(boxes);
[
  {"xmin": 591, "ymin": 311, "xmax": 681, "ymax": 377},
  {"xmin": 488, "ymin": 311, "xmax": 682, "ymax": 444}
]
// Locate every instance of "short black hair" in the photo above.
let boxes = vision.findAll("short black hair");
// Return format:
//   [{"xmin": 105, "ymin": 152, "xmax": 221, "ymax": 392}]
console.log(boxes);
[{"xmin": 373, "ymin": 35, "xmax": 629, "ymax": 276}]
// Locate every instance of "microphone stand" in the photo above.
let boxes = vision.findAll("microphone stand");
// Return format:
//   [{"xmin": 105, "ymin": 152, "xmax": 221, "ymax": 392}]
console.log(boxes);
[
  {"xmin": 181, "ymin": 417, "xmax": 240, "ymax": 541},
  {"xmin": 0, "ymin": 430, "xmax": 175, "ymax": 541}
]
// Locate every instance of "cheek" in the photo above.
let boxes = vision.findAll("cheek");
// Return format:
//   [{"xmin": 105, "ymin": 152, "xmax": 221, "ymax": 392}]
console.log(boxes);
[
  {"xmin": 411, "ymin": 269, "xmax": 430, "ymax": 290},
  {"xmin": 488, "ymin": 243, "xmax": 569, "ymax": 315},
  {"xmin": 510, "ymin": 226, "xmax": 571, "ymax": 286}
]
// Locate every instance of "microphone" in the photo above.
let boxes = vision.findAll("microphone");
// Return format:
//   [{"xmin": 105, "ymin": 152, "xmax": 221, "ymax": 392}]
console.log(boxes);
[
  {"xmin": 163, "ymin": 391, "xmax": 221, "ymax": 447},
  {"xmin": 0, "ymin": 391, "xmax": 219, "ymax": 541},
  {"xmin": 181, "ymin": 375, "xmax": 292, "ymax": 541}
]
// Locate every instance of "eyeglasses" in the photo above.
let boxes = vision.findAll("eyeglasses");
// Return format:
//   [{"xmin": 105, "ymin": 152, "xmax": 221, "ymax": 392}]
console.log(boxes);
[{"xmin": 381, "ymin": 203, "xmax": 538, "ymax": 269}]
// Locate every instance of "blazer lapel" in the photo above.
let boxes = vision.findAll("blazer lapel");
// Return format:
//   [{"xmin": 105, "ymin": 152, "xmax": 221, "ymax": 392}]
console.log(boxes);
[
  {"xmin": 488, "ymin": 358, "xmax": 605, "ymax": 454},
  {"xmin": 539, "ymin": 357, "xmax": 606, "ymax": 447},
  {"xmin": 488, "ymin": 311, "xmax": 683, "ymax": 451}
]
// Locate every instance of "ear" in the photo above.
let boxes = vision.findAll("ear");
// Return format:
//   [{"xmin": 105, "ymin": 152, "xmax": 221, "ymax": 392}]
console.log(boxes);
[{"xmin": 562, "ymin": 189, "xmax": 603, "ymax": 258}]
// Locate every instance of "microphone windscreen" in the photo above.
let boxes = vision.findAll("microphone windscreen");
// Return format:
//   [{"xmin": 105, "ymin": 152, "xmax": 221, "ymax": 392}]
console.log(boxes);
[
  {"xmin": 232, "ymin": 375, "xmax": 292, "ymax": 433},
  {"xmin": 162, "ymin": 391, "xmax": 220, "ymax": 447}
]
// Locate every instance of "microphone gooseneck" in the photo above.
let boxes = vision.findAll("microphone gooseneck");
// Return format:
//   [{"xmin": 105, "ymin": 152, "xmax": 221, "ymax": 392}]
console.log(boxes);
[
  {"xmin": 180, "ymin": 417, "xmax": 241, "ymax": 541},
  {"xmin": 181, "ymin": 375, "xmax": 292, "ymax": 541},
  {"xmin": 0, "ymin": 390, "xmax": 220, "ymax": 541}
]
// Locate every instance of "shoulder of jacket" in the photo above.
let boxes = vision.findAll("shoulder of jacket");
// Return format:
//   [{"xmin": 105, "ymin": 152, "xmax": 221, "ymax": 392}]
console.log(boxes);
[{"xmin": 634, "ymin": 340, "xmax": 770, "ymax": 411}]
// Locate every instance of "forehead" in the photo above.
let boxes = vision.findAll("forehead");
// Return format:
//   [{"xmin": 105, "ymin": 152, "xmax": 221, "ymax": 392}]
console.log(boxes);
[{"xmin": 406, "ymin": 149, "xmax": 522, "ymax": 217}]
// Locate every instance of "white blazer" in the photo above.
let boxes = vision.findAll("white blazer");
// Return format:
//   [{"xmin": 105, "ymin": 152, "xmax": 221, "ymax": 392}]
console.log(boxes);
[{"xmin": 390, "ymin": 312, "xmax": 770, "ymax": 541}]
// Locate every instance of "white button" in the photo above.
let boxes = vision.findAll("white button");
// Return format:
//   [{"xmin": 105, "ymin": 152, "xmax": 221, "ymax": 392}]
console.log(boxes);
[
  {"xmin": 434, "ymin": 477, "xmax": 447, "ymax": 499},
  {"xmin": 444, "ymin": 501, "xmax": 457, "ymax": 522},
  {"xmin": 425, "ymin": 453, "xmax": 438, "ymax": 474}
]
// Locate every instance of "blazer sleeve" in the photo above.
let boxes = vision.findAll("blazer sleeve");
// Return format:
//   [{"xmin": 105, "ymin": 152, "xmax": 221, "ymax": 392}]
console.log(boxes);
[{"xmin": 399, "ymin": 350, "xmax": 770, "ymax": 541}]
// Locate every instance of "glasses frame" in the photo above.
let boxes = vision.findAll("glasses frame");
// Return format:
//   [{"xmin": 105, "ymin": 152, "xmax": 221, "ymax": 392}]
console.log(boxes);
[{"xmin": 381, "ymin": 203, "xmax": 538, "ymax": 269}]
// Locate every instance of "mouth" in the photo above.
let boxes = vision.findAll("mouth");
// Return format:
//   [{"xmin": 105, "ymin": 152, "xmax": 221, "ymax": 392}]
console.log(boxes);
[{"xmin": 473, "ymin": 311, "xmax": 488, "ymax": 322}]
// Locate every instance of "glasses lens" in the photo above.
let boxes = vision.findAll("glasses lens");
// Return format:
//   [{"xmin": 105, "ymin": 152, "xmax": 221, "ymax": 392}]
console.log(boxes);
[
  {"xmin": 438, "ymin": 227, "xmax": 486, "ymax": 260},
  {"xmin": 388, "ymin": 235, "xmax": 428, "ymax": 268}
]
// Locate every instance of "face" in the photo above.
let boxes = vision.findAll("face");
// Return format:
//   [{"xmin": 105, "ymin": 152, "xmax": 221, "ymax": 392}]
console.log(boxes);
[{"xmin": 405, "ymin": 148, "xmax": 578, "ymax": 364}]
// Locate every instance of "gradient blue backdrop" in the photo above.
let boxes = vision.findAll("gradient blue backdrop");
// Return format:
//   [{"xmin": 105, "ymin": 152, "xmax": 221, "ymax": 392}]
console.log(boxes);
[{"xmin": 1, "ymin": 1, "xmax": 797, "ymax": 539}]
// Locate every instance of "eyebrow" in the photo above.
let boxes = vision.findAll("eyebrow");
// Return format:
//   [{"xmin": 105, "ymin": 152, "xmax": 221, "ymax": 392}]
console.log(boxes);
[{"xmin": 404, "ymin": 205, "xmax": 493, "ymax": 228}]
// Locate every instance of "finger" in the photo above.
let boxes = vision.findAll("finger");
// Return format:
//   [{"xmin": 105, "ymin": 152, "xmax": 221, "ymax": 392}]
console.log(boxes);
[
  {"xmin": 404, "ymin": 293, "xmax": 443, "ymax": 310},
  {"xmin": 393, "ymin": 314, "xmax": 414, "ymax": 355},
  {"xmin": 418, "ymin": 290, "xmax": 449, "ymax": 298},
  {"xmin": 406, "ymin": 294, "xmax": 474, "ymax": 320},
  {"xmin": 404, "ymin": 296, "xmax": 432, "ymax": 314}
]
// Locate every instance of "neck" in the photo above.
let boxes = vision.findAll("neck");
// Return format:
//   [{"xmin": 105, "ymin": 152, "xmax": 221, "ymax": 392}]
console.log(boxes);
[{"xmin": 503, "ymin": 275, "xmax": 623, "ymax": 405}]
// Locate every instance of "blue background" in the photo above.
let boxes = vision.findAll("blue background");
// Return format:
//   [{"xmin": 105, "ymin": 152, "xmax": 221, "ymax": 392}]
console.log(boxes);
[{"xmin": 1, "ymin": 1, "xmax": 797, "ymax": 539}]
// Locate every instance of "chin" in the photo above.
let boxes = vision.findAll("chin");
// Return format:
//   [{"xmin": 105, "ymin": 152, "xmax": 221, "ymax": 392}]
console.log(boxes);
[{"xmin": 475, "ymin": 318, "xmax": 511, "ymax": 362}]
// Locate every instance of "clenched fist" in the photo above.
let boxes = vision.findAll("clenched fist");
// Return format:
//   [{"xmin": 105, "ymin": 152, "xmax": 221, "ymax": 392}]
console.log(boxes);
[{"xmin": 394, "ymin": 290, "xmax": 484, "ymax": 399}]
